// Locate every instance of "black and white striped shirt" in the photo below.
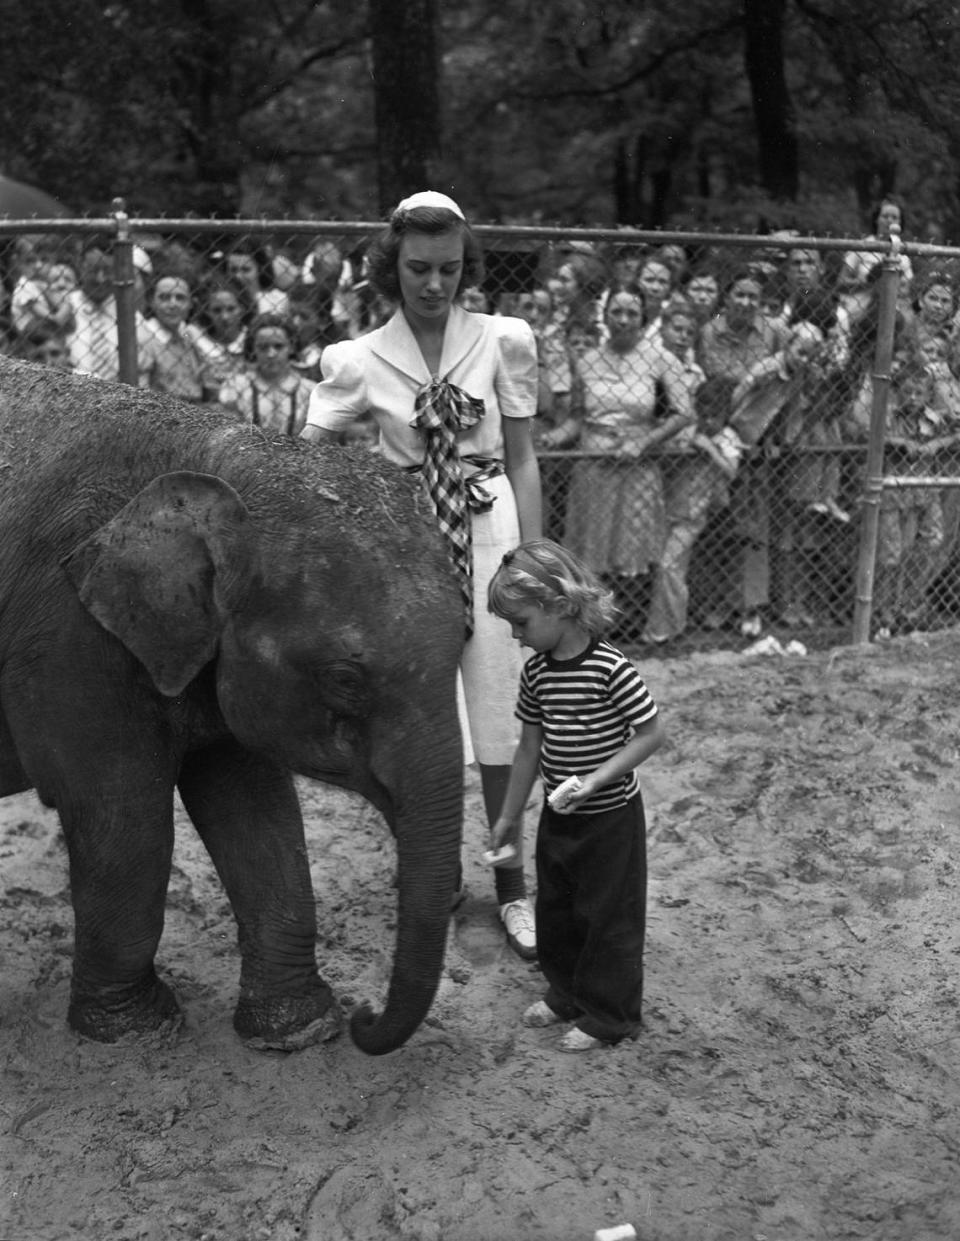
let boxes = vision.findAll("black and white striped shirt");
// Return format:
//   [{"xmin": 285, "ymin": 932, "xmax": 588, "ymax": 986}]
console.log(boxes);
[{"xmin": 516, "ymin": 639, "xmax": 658, "ymax": 813}]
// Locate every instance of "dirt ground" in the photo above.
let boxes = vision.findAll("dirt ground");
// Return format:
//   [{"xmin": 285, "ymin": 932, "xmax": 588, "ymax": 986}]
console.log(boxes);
[{"xmin": 2, "ymin": 629, "xmax": 959, "ymax": 1241}]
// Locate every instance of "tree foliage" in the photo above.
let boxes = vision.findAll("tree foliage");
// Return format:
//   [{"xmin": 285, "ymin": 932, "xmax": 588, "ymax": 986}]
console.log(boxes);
[{"xmin": 1, "ymin": 0, "xmax": 960, "ymax": 237}]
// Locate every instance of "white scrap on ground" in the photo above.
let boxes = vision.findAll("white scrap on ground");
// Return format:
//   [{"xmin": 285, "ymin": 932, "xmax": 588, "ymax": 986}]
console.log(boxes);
[{"xmin": 741, "ymin": 635, "xmax": 808, "ymax": 657}]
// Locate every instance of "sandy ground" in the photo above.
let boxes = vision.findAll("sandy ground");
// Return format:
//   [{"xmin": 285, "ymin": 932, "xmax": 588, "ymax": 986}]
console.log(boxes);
[{"xmin": 1, "ymin": 630, "xmax": 959, "ymax": 1241}]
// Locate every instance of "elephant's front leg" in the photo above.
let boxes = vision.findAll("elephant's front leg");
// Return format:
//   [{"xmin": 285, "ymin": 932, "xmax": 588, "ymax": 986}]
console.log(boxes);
[
  {"xmin": 177, "ymin": 740, "xmax": 341, "ymax": 1050},
  {"xmin": 65, "ymin": 787, "xmax": 182, "ymax": 1042}
]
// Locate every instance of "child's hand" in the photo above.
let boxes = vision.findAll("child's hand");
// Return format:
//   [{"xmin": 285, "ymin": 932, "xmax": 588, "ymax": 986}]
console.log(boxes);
[
  {"xmin": 485, "ymin": 819, "xmax": 517, "ymax": 866},
  {"xmin": 562, "ymin": 775, "xmax": 598, "ymax": 810}
]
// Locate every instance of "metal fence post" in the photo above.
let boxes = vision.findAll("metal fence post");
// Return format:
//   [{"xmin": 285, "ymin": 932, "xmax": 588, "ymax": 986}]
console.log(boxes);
[
  {"xmin": 850, "ymin": 232, "xmax": 902, "ymax": 644},
  {"xmin": 111, "ymin": 197, "xmax": 139, "ymax": 386}
]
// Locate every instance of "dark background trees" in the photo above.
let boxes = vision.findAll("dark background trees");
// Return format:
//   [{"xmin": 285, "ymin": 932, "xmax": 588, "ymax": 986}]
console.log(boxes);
[
  {"xmin": 369, "ymin": 0, "xmax": 442, "ymax": 213},
  {"xmin": 0, "ymin": 0, "xmax": 958, "ymax": 238}
]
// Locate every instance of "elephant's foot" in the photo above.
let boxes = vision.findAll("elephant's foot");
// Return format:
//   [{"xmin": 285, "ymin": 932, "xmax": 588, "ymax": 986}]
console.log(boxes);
[
  {"xmin": 234, "ymin": 984, "xmax": 343, "ymax": 1052},
  {"xmin": 68, "ymin": 973, "xmax": 182, "ymax": 1043}
]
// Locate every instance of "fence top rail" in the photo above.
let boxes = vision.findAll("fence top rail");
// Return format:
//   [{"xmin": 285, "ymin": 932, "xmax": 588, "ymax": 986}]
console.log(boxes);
[
  {"xmin": 2, "ymin": 216, "xmax": 960, "ymax": 262},
  {"xmin": 0, "ymin": 218, "xmax": 116, "ymax": 236}
]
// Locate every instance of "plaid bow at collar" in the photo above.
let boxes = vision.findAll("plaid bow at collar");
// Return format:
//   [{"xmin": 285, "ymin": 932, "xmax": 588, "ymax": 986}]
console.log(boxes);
[{"xmin": 411, "ymin": 377, "xmax": 486, "ymax": 637}]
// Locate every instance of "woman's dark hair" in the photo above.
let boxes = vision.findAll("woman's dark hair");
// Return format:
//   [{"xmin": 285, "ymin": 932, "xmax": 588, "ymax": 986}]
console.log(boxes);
[
  {"xmin": 870, "ymin": 196, "xmax": 907, "ymax": 236},
  {"xmin": 365, "ymin": 205, "xmax": 483, "ymax": 302},
  {"xmin": 244, "ymin": 312, "xmax": 300, "ymax": 362},
  {"xmin": 195, "ymin": 273, "xmax": 257, "ymax": 334},
  {"xmin": 223, "ymin": 237, "xmax": 275, "ymax": 290}
]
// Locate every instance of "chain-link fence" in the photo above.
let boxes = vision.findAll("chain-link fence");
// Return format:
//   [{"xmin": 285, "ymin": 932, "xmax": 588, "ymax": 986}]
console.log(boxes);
[{"xmin": 2, "ymin": 206, "xmax": 959, "ymax": 651}]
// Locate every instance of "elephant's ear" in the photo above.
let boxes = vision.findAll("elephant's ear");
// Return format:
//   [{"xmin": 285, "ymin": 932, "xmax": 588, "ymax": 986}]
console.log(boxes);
[{"xmin": 63, "ymin": 471, "xmax": 252, "ymax": 697}]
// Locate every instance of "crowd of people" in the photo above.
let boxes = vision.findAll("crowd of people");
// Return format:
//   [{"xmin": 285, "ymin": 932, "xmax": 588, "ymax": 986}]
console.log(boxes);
[
  {"xmin": 504, "ymin": 203, "xmax": 960, "ymax": 642},
  {"xmin": 3, "ymin": 196, "xmax": 960, "ymax": 641}
]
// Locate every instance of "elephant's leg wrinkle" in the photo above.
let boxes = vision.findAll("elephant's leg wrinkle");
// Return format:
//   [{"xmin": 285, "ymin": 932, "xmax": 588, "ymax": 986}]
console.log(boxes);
[
  {"xmin": 69, "ymin": 969, "xmax": 182, "ymax": 1043},
  {"xmin": 177, "ymin": 742, "xmax": 341, "ymax": 1048},
  {"xmin": 65, "ymin": 789, "xmax": 182, "ymax": 1042}
]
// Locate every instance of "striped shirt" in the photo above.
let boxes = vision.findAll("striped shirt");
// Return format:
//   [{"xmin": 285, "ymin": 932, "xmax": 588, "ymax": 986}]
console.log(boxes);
[{"xmin": 516, "ymin": 639, "xmax": 658, "ymax": 813}]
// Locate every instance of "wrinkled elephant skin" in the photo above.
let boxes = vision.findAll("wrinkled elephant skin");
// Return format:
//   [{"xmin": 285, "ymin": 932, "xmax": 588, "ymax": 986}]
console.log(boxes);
[{"xmin": 0, "ymin": 358, "xmax": 464, "ymax": 1055}]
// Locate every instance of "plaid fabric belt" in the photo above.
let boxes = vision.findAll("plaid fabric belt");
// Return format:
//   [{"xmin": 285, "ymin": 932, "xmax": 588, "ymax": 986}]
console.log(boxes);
[{"xmin": 405, "ymin": 454, "xmax": 505, "ymax": 505}]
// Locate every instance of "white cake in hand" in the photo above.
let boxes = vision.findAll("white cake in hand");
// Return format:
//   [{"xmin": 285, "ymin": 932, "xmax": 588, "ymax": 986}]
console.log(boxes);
[{"xmin": 547, "ymin": 775, "xmax": 583, "ymax": 814}]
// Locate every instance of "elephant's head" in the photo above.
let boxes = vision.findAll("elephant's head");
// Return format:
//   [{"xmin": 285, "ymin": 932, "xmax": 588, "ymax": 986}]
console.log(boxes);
[{"xmin": 64, "ymin": 462, "xmax": 465, "ymax": 1054}]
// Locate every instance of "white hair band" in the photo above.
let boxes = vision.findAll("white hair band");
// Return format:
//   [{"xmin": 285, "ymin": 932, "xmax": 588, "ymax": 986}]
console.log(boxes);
[{"xmin": 394, "ymin": 191, "xmax": 465, "ymax": 220}]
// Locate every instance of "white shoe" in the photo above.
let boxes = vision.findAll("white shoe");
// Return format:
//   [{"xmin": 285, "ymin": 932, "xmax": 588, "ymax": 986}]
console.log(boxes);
[
  {"xmin": 522, "ymin": 999, "xmax": 563, "ymax": 1028},
  {"xmin": 499, "ymin": 898, "xmax": 537, "ymax": 961},
  {"xmin": 559, "ymin": 1026, "xmax": 605, "ymax": 1052}
]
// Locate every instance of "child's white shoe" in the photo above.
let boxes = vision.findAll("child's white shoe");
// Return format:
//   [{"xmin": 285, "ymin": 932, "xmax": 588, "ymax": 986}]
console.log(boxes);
[
  {"xmin": 522, "ymin": 999, "xmax": 563, "ymax": 1028},
  {"xmin": 559, "ymin": 1026, "xmax": 605, "ymax": 1052}
]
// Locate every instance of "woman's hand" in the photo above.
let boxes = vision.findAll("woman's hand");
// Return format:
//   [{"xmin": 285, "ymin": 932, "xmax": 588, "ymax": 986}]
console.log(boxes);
[
  {"xmin": 538, "ymin": 428, "xmax": 573, "ymax": 450},
  {"xmin": 619, "ymin": 430, "xmax": 656, "ymax": 459}
]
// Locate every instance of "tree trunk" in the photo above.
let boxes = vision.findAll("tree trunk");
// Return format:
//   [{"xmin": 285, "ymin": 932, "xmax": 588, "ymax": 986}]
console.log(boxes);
[
  {"xmin": 174, "ymin": 0, "xmax": 245, "ymax": 214},
  {"xmin": 613, "ymin": 131, "xmax": 648, "ymax": 226},
  {"xmin": 649, "ymin": 167, "xmax": 673, "ymax": 228},
  {"xmin": 369, "ymin": 0, "xmax": 442, "ymax": 213},
  {"xmin": 743, "ymin": 0, "xmax": 798, "ymax": 202},
  {"xmin": 853, "ymin": 159, "xmax": 898, "ymax": 221}
]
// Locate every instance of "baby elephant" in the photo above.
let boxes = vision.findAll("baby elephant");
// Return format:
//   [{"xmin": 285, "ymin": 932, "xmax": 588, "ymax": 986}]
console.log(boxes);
[{"xmin": 0, "ymin": 357, "xmax": 464, "ymax": 1055}]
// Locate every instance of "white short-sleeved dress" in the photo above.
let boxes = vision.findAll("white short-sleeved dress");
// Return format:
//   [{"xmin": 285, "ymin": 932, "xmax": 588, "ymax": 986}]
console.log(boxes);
[{"xmin": 305, "ymin": 304, "xmax": 539, "ymax": 766}]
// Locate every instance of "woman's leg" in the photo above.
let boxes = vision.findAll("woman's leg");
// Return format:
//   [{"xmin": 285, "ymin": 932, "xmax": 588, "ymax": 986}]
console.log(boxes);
[
  {"xmin": 478, "ymin": 762, "xmax": 526, "ymax": 903},
  {"xmin": 478, "ymin": 761, "xmax": 536, "ymax": 960},
  {"xmin": 460, "ymin": 477, "xmax": 536, "ymax": 958}
]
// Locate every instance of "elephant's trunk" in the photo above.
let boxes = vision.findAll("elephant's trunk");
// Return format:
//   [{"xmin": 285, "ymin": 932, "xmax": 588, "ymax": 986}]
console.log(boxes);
[{"xmin": 349, "ymin": 735, "xmax": 464, "ymax": 1055}]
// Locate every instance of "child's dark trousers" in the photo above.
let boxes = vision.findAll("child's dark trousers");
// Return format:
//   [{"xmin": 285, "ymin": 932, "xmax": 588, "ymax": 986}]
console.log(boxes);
[{"xmin": 535, "ymin": 791, "xmax": 647, "ymax": 1042}]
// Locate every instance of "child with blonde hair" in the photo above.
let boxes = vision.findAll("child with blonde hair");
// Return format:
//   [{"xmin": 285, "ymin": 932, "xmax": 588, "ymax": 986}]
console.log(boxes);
[{"xmin": 487, "ymin": 538, "xmax": 663, "ymax": 1051}]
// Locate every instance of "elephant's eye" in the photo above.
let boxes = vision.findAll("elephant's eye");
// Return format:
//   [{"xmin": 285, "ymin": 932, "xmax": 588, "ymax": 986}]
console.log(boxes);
[{"xmin": 320, "ymin": 660, "xmax": 370, "ymax": 717}]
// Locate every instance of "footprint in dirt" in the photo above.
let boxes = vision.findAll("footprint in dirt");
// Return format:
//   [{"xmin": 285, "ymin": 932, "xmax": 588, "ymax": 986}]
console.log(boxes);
[
  {"xmin": 304, "ymin": 1164, "xmax": 394, "ymax": 1241},
  {"xmin": 452, "ymin": 902, "xmax": 510, "ymax": 967}
]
